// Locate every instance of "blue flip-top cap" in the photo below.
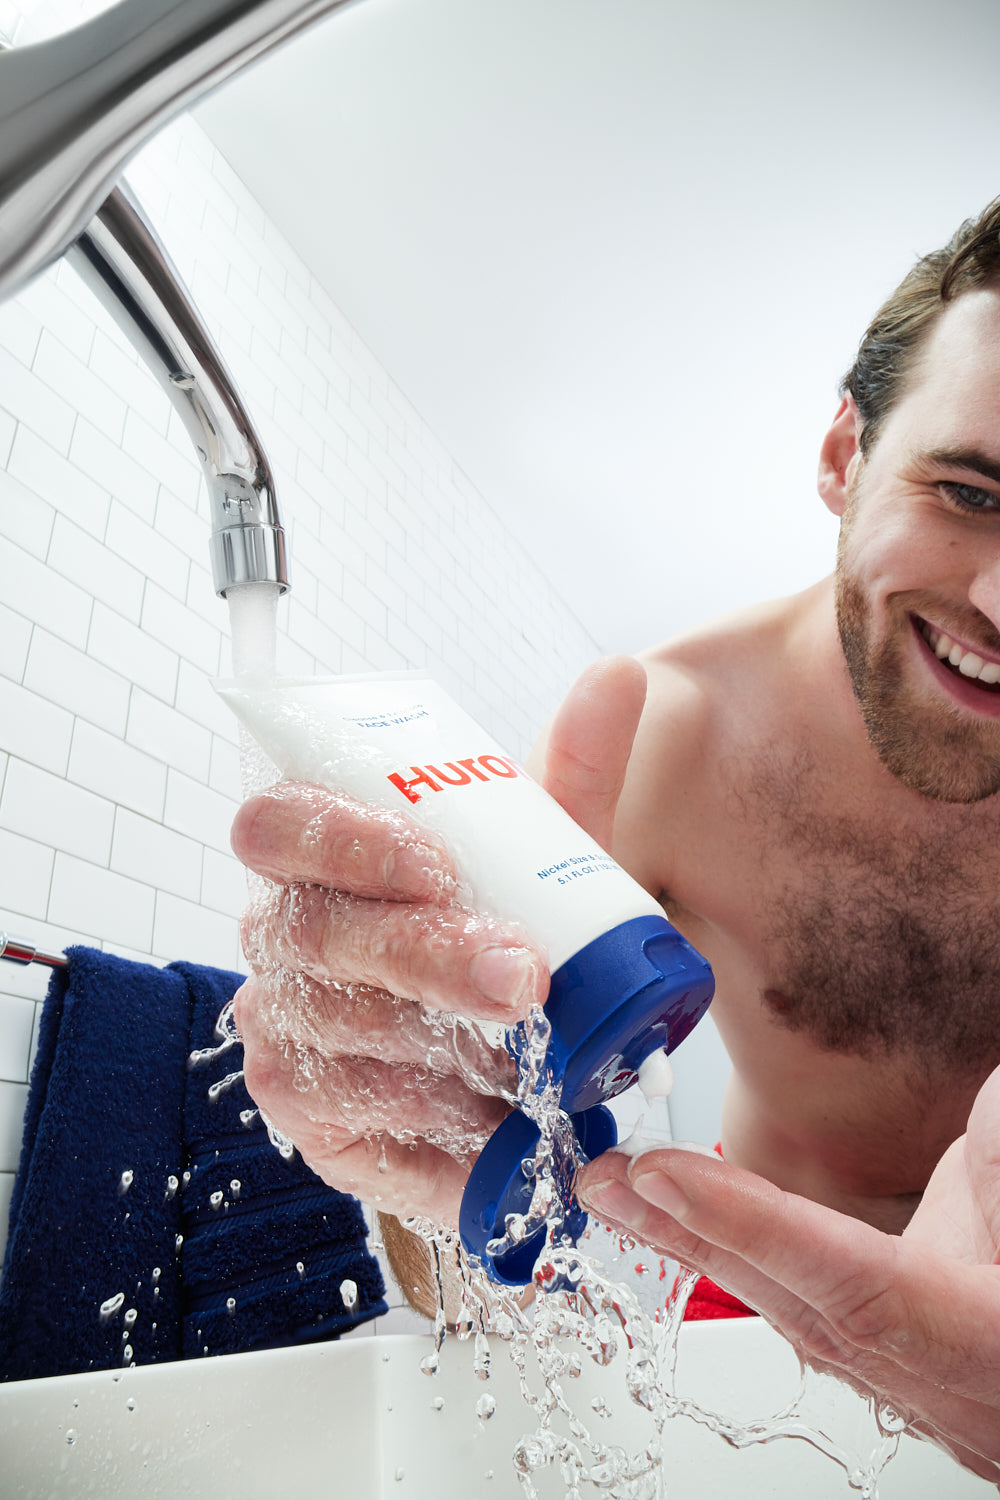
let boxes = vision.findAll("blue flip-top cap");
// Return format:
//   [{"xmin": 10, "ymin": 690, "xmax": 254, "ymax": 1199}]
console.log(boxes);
[
  {"xmin": 459, "ymin": 913, "xmax": 714, "ymax": 1282},
  {"xmin": 459, "ymin": 1104, "xmax": 618, "ymax": 1287}
]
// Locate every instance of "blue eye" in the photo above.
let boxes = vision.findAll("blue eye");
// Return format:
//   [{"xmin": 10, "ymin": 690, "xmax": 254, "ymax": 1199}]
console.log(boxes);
[{"xmin": 941, "ymin": 482, "xmax": 1000, "ymax": 512}]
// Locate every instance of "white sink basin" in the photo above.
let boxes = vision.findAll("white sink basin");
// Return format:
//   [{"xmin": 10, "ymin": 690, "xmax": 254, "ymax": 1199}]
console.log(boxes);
[{"xmin": 0, "ymin": 1320, "xmax": 992, "ymax": 1497}]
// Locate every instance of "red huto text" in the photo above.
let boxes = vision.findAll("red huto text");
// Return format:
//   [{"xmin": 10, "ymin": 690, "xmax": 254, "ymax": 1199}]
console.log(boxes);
[{"xmin": 387, "ymin": 754, "xmax": 522, "ymax": 804}]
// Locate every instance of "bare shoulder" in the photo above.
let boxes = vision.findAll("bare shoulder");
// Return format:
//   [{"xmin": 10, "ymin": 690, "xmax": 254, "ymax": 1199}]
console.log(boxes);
[
  {"xmin": 634, "ymin": 592, "xmax": 810, "ymax": 746},
  {"xmin": 614, "ymin": 586, "xmax": 824, "ymax": 891},
  {"xmin": 641, "ymin": 591, "xmax": 809, "ymax": 682}
]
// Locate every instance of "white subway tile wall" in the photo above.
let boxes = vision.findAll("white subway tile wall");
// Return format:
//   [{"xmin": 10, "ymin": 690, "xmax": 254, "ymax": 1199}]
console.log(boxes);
[{"xmin": 0, "ymin": 3, "xmax": 601, "ymax": 1334}]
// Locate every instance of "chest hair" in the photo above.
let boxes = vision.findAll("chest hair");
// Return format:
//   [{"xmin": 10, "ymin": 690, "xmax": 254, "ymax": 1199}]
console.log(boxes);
[{"xmin": 730, "ymin": 743, "xmax": 1000, "ymax": 1075}]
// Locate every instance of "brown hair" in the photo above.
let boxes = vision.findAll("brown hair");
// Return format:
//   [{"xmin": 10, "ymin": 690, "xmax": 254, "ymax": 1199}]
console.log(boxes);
[{"xmin": 842, "ymin": 197, "xmax": 1000, "ymax": 455}]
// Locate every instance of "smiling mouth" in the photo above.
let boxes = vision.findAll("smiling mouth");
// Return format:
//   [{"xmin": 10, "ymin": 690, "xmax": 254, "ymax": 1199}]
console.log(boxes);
[{"xmin": 916, "ymin": 617, "xmax": 1000, "ymax": 693}]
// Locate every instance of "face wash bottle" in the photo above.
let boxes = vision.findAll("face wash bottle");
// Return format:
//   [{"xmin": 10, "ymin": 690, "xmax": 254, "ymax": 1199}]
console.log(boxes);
[{"xmin": 217, "ymin": 672, "xmax": 714, "ymax": 1283}]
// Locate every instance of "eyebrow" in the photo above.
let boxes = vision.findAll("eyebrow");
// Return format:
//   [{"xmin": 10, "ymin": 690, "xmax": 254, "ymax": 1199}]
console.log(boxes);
[{"xmin": 920, "ymin": 447, "xmax": 1000, "ymax": 488}]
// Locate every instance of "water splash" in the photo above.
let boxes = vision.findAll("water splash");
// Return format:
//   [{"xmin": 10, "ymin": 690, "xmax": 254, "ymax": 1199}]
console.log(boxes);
[{"xmin": 401, "ymin": 1009, "xmax": 904, "ymax": 1500}]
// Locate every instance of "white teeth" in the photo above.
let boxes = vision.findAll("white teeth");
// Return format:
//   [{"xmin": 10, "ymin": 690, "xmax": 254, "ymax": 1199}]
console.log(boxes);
[{"xmin": 921, "ymin": 621, "xmax": 1000, "ymax": 685}]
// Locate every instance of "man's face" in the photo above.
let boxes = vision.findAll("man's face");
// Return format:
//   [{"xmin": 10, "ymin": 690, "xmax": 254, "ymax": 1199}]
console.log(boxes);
[{"xmin": 834, "ymin": 286, "xmax": 1000, "ymax": 803}]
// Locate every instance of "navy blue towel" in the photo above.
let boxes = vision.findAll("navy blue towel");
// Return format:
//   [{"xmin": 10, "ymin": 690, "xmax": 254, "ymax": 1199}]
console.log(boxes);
[{"xmin": 0, "ymin": 946, "xmax": 386, "ymax": 1381}]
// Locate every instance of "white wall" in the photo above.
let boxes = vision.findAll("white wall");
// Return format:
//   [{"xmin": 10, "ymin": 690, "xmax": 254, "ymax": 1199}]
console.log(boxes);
[{"xmin": 0, "ymin": 5, "xmax": 603, "ymax": 1324}]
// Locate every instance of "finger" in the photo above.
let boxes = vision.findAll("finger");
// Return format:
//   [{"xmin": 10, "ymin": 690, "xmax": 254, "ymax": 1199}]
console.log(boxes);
[
  {"xmin": 306, "ymin": 1132, "xmax": 471, "ymax": 1226},
  {"xmin": 231, "ymin": 781, "xmax": 456, "ymax": 901},
  {"xmin": 235, "ymin": 970, "xmax": 515, "ymax": 1089},
  {"xmin": 245, "ymin": 883, "xmax": 547, "ymax": 1025},
  {"xmin": 238, "ymin": 1003, "xmax": 510, "ymax": 1163},
  {"xmin": 539, "ymin": 656, "xmax": 646, "ymax": 851},
  {"xmin": 964, "ymin": 1064, "xmax": 1000, "ymax": 1254},
  {"xmin": 578, "ymin": 1152, "xmax": 1000, "ymax": 1467},
  {"xmin": 577, "ymin": 1150, "xmax": 783, "ymax": 1316},
  {"xmin": 606, "ymin": 1146, "xmax": 1000, "ymax": 1404}
]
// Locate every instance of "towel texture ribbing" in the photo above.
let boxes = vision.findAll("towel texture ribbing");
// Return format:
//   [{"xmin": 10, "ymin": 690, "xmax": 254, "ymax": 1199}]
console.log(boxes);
[{"xmin": 0, "ymin": 946, "xmax": 386, "ymax": 1380}]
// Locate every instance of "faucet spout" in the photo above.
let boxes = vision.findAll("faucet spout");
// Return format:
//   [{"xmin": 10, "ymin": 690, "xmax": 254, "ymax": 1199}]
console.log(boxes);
[
  {"xmin": 70, "ymin": 183, "xmax": 289, "ymax": 596},
  {"xmin": 0, "ymin": 0, "xmax": 359, "ymax": 303}
]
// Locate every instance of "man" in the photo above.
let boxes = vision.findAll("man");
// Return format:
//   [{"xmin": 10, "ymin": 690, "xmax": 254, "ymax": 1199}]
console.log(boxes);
[{"xmin": 231, "ymin": 199, "xmax": 1000, "ymax": 1477}]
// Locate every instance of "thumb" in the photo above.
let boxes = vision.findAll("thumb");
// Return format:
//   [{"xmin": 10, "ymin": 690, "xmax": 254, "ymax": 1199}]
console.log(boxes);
[
  {"xmin": 964, "ymin": 1065, "xmax": 1000, "ymax": 1256},
  {"xmin": 539, "ymin": 655, "xmax": 646, "ymax": 851}
]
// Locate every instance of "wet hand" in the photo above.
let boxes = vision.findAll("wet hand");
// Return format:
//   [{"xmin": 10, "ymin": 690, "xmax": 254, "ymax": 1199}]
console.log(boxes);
[
  {"xmin": 230, "ymin": 654, "xmax": 647, "ymax": 1228},
  {"xmin": 577, "ymin": 1066, "xmax": 1000, "ymax": 1483},
  {"xmin": 231, "ymin": 782, "xmax": 545, "ymax": 1225}
]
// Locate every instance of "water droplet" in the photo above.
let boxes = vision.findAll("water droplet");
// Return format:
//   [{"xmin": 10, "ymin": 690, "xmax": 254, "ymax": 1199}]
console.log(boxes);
[
  {"xmin": 118, "ymin": 1169, "xmax": 134, "ymax": 1195},
  {"xmin": 394, "ymin": 1467, "xmax": 405, "ymax": 1481},
  {"xmin": 165, "ymin": 1175, "xmax": 178, "ymax": 1200},
  {"xmin": 339, "ymin": 1278, "xmax": 358, "ymax": 1311},
  {"xmin": 151, "ymin": 1267, "xmax": 161, "ymax": 1284},
  {"xmin": 473, "ymin": 1330, "xmax": 491, "ymax": 1380},
  {"xmin": 226, "ymin": 1297, "xmax": 237, "ymax": 1315},
  {"xmin": 877, "ymin": 1402, "xmax": 909, "ymax": 1434},
  {"xmin": 66, "ymin": 1429, "xmax": 77, "ymax": 1446},
  {"xmin": 100, "ymin": 1292, "xmax": 125, "ymax": 1321},
  {"xmin": 126, "ymin": 1398, "xmax": 136, "ymax": 1413},
  {"xmin": 175, "ymin": 1234, "xmax": 184, "ymax": 1251},
  {"xmin": 230, "ymin": 1179, "xmax": 241, "ymax": 1197},
  {"xmin": 475, "ymin": 1394, "xmax": 496, "ymax": 1422},
  {"xmin": 430, "ymin": 1396, "xmax": 445, "ymax": 1411},
  {"xmin": 209, "ymin": 1190, "xmax": 224, "ymax": 1210},
  {"xmin": 296, "ymin": 1261, "xmax": 305, "ymax": 1277},
  {"xmin": 124, "ymin": 1308, "xmax": 137, "ymax": 1328}
]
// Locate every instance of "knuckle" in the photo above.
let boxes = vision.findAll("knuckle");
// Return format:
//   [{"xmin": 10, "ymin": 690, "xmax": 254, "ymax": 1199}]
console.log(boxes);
[
  {"xmin": 229, "ymin": 793, "xmax": 266, "ymax": 863},
  {"xmin": 239, "ymin": 1031, "xmax": 285, "ymax": 1115},
  {"xmin": 240, "ymin": 887, "xmax": 291, "ymax": 971},
  {"xmin": 278, "ymin": 884, "xmax": 333, "ymax": 975},
  {"xmin": 794, "ymin": 1307, "xmax": 856, "ymax": 1367},
  {"xmin": 830, "ymin": 1282, "xmax": 908, "ymax": 1349},
  {"xmin": 819, "ymin": 1250, "xmax": 910, "ymax": 1352},
  {"xmin": 232, "ymin": 977, "xmax": 255, "ymax": 1037}
]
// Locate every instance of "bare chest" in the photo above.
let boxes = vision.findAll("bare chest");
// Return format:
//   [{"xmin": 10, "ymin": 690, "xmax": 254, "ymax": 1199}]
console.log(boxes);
[{"xmin": 668, "ymin": 744, "xmax": 1000, "ymax": 1074}]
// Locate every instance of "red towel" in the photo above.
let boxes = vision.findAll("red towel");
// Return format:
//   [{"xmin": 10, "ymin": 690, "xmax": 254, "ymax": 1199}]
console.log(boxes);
[
  {"xmin": 681, "ymin": 1143, "xmax": 757, "ymax": 1321},
  {"xmin": 682, "ymin": 1275, "xmax": 757, "ymax": 1320}
]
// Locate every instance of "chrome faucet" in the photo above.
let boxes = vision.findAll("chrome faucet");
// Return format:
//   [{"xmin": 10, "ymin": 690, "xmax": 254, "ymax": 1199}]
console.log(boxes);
[
  {"xmin": 0, "ymin": 0, "xmax": 360, "ymax": 594},
  {"xmin": 70, "ymin": 183, "xmax": 289, "ymax": 598}
]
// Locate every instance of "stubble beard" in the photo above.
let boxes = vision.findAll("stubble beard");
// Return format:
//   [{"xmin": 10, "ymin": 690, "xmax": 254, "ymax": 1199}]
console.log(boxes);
[{"xmin": 835, "ymin": 511, "xmax": 1000, "ymax": 805}]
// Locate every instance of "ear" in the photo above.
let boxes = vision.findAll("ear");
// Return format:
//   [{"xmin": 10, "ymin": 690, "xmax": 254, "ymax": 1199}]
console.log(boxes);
[{"xmin": 817, "ymin": 394, "xmax": 863, "ymax": 517}]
